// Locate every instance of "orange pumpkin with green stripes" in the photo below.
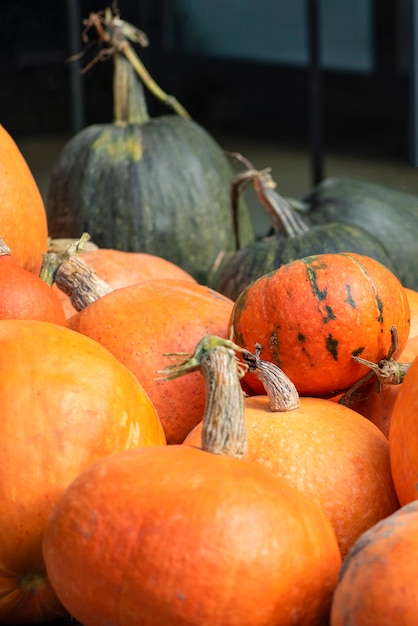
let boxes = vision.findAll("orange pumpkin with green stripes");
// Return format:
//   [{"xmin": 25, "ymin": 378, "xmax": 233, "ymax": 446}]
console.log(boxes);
[{"xmin": 230, "ymin": 252, "xmax": 410, "ymax": 397}]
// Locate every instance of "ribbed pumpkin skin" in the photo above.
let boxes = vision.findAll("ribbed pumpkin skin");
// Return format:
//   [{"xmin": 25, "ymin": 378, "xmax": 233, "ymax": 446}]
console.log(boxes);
[
  {"xmin": 405, "ymin": 287, "xmax": 418, "ymax": 337},
  {"xmin": 389, "ymin": 356, "xmax": 418, "ymax": 505},
  {"xmin": 185, "ymin": 396, "xmax": 399, "ymax": 558},
  {"xmin": 217, "ymin": 221, "xmax": 401, "ymax": 302},
  {"xmin": 330, "ymin": 501, "xmax": 418, "ymax": 626},
  {"xmin": 304, "ymin": 176, "xmax": 418, "ymax": 290},
  {"xmin": 46, "ymin": 117, "xmax": 254, "ymax": 285},
  {"xmin": 43, "ymin": 445, "xmax": 341, "ymax": 626},
  {"xmin": 67, "ymin": 279, "xmax": 234, "ymax": 444},
  {"xmin": 231, "ymin": 253, "xmax": 410, "ymax": 397},
  {"xmin": 0, "ymin": 125, "xmax": 48, "ymax": 274},
  {"xmin": 0, "ymin": 319, "xmax": 165, "ymax": 624}
]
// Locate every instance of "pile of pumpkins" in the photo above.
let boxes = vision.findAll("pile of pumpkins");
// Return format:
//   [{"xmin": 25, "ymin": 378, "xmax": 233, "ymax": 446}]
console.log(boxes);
[
  {"xmin": 1, "ymin": 119, "xmax": 418, "ymax": 626},
  {"xmin": 2, "ymin": 9, "xmax": 418, "ymax": 621}
]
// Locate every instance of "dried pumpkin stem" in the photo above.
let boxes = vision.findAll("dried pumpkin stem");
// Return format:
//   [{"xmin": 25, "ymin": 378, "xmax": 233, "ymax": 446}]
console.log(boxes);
[
  {"xmin": 39, "ymin": 232, "xmax": 91, "ymax": 285},
  {"xmin": 54, "ymin": 256, "xmax": 112, "ymax": 311},
  {"xmin": 158, "ymin": 335, "xmax": 248, "ymax": 458},
  {"xmin": 85, "ymin": 8, "xmax": 191, "ymax": 120},
  {"xmin": 0, "ymin": 236, "xmax": 11, "ymax": 257},
  {"xmin": 242, "ymin": 343, "xmax": 300, "ymax": 411},
  {"xmin": 339, "ymin": 325, "xmax": 411, "ymax": 406}
]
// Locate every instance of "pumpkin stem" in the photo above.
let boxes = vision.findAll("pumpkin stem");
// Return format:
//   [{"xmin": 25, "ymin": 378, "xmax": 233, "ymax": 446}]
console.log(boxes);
[
  {"xmin": 0, "ymin": 236, "xmax": 11, "ymax": 258},
  {"xmin": 83, "ymin": 7, "xmax": 191, "ymax": 121},
  {"xmin": 226, "ymin": 151, "xmax": 309, "ymax": 249},
  {"xmin": 40, "ymin": 232, "xmax": 113, "ymax": 310},
  {"xmin": 39, "ymin": 232, "xmax": 91, "ymax": 285},
  {"xmin": 158, "ymin": 335, "xmax": 248, "ymax": 458},
  {"xmin": 339, "ymin": 325, "xmax": 411, "ymax": 406},
  {"xmin": 242, "ymin": 343, "xmax": 300, "ymax": 411}
]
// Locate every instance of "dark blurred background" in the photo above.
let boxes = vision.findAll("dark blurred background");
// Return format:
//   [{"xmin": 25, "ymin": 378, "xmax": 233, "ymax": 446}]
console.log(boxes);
[{"xmin": 1, "ymin": 0, "xmax": 417, "ymax": 230}]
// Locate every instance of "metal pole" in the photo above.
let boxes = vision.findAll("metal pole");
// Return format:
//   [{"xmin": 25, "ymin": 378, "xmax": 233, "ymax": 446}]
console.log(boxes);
[
  {"xmin": 307, "ymin": 0, "xmax": 323, "ymax": 184},
  {"xmin": 66, "ymin": 0, "xmax": 85, "ymax": 133}
]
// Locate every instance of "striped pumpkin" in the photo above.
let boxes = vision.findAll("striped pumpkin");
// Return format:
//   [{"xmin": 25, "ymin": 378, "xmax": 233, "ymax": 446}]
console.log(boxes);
[{"xmin": 230, "ymin": 252, "xmax": 411, "ymax": 397}]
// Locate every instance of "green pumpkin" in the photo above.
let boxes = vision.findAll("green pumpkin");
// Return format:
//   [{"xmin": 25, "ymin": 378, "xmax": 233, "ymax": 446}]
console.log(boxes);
[
  {"xmin": 214, "ymin": 169, "xmax": 403, "ymax": 301},
  {"xmin": 302, "ymin": 176, "xmax": 418, "ymax": 290},
  {"xmin": 46, "ymin": 22, "xmax": 254, "ymax": 285}
]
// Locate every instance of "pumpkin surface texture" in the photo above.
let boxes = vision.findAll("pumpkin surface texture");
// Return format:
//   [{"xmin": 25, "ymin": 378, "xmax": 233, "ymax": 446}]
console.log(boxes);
[
  {"xmin": 330, "ymin": 501, "xmax": 418, "ymax": 626},
  {"xmin": 0, "ymin": 124, "xmax": 48, "ymax": 273},
  {"xmin": 0, "ymin": 319, "xmax": 165, "ymax": 623},
  {"xmin": 67, "ymin": 279, "xmax": 235, "ymax": 443},
  {"xmin": 43, "ymin": 338, "xmax": 341, "ymax": 626},
  {"xmin": 231, "ymin": 252, "xmax": 410, "ymax": 397},
  {"xmin": 46, "ymin": 11, "xmax": 254, "ymax": 285},
  {"xmin": 389, "ymin": 355, "xmax": 418, "ymax": 505}
]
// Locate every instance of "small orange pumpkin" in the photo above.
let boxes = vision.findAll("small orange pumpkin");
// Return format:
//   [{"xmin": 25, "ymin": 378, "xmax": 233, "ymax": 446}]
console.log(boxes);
[
  {"xmin": 0, "ymin": 124, "xmax": 48, "ymax": 273},
  {"xmin": 0, "ymin": 236, "xmax": 65, "ymax": 325},
  {"xmin": 231, "ymin": 252, "xmax": 410, "ymax": 397},
  {"xmin": 0, "ymin": 319, "xmax": 165, "ymax": 623},
  {"xmin": 330, "ymin": 501, "xmax": 418, "ymax": 626},
  {"xmin": 405, "ymin": 286, "xmax": 418, "ymax": 337}
]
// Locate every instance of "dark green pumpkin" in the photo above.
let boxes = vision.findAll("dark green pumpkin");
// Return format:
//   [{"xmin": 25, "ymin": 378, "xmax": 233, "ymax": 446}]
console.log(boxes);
[
  {"xmin": 46, "ymin": 45, "xmax": 254, "ymax": 285},
  {"xmin": 302, "ymin": 176, "xmax": 418, "ymax": 290},
  {"xmin": 214, "ymin": 169, "xmax": 403, "ymax": 301}
]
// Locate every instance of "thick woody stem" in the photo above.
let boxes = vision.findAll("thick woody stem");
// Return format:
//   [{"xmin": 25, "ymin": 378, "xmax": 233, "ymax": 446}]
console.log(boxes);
[
  {"xmin": 200, "ymin": 347, "xmax": 247, "ymax": 459},
  {"xmin": 54, "ymin": 256, "xmax": 112, "ymax": 311}
]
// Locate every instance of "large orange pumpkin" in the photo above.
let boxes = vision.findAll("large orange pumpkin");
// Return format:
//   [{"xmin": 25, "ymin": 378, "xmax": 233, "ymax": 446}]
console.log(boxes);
[
  {"xmin": 52, "ymin": 247, "xmax": 197, "ymax": 318},
  {"xmin": 0, "ymin": 319, "xmax": 165, "ymax": 623},
  {"xmin": 389, "ymin": 355, "xmax": 418, "ymax": 505},
  {"xmin": 67, "ymin": 279, "xmax": 234, "ymax": 443},
  {"xmin": 330, "ymin": 501, "xmax": 418, "ymax": 626},
  {"xmin": 43, "ymin": 339, "xmax": 341, "ymax": 626},
  {"xmin": 231, "ymin": 252, "xmax": 410, "ymax": 397},
  {"xmin": 185, "ymin": 393, "xmax": 399, "ymax": 558},
  {"xmin": 0, "ymin": 125, "xmax": 48, "ymax": 273}
]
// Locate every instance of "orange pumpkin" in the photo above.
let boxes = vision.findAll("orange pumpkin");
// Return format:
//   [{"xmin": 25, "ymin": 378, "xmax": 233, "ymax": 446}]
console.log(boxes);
[
  {"xmin": 43, "ymin": 339, "xmax": 341, "ymax": 626},
  {"xmin": 185, "ymin": 394, "xmax": 399, "ymax": 558},
  {"xmin": 231, "ymin": 252, "xmax": 410, "ymax": 397},
  {"xmin": 67, "ymin": 279, "xmax": 235, "ymax": 444},
  {"xmin": 389, "ymin": 355, "xmax": 418, "ymax": 505},
  {"xmin": 0, "ymin": 236, "xmax": 65, "ymax": 325},
  {"xmin": 52, "ymin": 247, "xmax": 197, "ymax": 318},
  {"xmin": 0, "ymin": 319, "xmax": 165, "ymax": 623},
  {"xmin": 0, "ymin": 124, "xmax": 48, "ymax": 273},
  {"xmin": 330, "ymin": 501, "xmax": 418, "ymax": 626}
]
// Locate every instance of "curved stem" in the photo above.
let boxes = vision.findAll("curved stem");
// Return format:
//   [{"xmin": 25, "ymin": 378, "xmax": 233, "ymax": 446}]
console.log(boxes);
[{"xmin": 242, "ymin": 343, "xmax": 300, "ymax": 411}]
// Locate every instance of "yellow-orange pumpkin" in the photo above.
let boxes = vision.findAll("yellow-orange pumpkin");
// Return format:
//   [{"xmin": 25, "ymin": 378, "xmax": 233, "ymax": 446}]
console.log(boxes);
[{"xmin": 0, "ymin": 319, "xmax": 165, "ymax": 623}]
